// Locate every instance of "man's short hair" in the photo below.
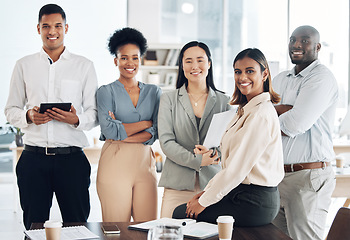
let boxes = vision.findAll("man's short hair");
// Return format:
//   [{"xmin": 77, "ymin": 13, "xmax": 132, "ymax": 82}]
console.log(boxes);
[{"xmin": 38, "ymin": 4, "xmax": 66, "ymax": 23}]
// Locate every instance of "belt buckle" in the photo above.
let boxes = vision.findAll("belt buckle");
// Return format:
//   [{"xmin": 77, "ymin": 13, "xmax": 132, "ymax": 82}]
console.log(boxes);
[
  {"xmin": 45, "ymin": 147, "xmax": 56, "ymax": 156},
  {"xmin": 322, "ymin": 161, "xmax": 326, "ymax": 170},
  {"xmin": 290, "ymin": 164, "xmax": 294, "ymax": 172}
]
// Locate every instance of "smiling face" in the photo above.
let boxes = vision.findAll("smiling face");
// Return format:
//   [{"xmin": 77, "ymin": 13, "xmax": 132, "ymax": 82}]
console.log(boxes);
[
  {"xmin": 114, "ymin": 43, "xmax": 140, "ymax": 81},
  {"xmin": 182, "ymin": 46, "xmax": 211, "ymax": 85},
  {"xmin": 234, "ymin": 56, "xmax": 268, "ymax": 102},
  {"xmin": 37, "ymin": 13, "xmax": 67, "ymax": 53},
  {"xmin": 289, "ymin": 26, "xmax": 320, "ymax": 72}
]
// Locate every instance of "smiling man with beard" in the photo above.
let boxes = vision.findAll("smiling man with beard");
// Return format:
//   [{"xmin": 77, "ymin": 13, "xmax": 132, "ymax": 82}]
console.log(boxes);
[{"xmin": 272, "ymin": 25, "xmax": 338, "ymax": 240}]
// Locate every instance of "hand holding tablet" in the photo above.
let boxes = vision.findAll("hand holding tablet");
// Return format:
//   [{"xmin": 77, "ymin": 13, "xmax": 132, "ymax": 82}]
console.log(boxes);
[{"xmin": 39, "ymin": 103, "xmax": 72, "ymax": 114}]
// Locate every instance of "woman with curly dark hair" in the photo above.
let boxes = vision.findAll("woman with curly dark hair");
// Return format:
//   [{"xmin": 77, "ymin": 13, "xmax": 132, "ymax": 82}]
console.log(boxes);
[{"xmin": 96, "ymin": 27, "xmax": 161, "ymax": 222}]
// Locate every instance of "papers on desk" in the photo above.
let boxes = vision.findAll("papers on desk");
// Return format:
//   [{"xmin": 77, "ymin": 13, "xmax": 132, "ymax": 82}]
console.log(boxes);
[
  {"xmin": 182, "ymin": 222, "xmax": 219, "ymax": 239},
  {"xmin": 128, "ymin": 218, "xmax": 218, "ymax": 239},
  {"xmin": 24, "ymin": 225, "xmax": 99, "ymax": 240},
  {"xmin": 203, "ymin": 108, "xmax": 236, "ymax": 149},
  {"xmin": 128, "ymin": 218, "xmax": 196, "ymax": 231}
]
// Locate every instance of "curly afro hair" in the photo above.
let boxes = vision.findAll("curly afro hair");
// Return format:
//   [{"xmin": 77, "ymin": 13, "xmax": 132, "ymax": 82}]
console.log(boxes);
[{"xmin": 108, "ymin": 27, "xmax": 148, "ymax": 57}]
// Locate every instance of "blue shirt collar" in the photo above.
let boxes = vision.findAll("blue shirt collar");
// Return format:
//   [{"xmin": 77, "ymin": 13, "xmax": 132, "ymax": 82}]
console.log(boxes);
[
  {"xmin": 115, "ymin": 79, "xmax": 144, "ymax": 89},
  {"xmin": 287, "ymin": 59, "xmax": 320, "ymax": 77}
]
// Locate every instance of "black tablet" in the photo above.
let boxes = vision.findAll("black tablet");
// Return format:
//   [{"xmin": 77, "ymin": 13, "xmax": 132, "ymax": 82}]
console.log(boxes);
[{"xmin": 39, "ymin": 103, "xmax": 72, "ymax": 113}]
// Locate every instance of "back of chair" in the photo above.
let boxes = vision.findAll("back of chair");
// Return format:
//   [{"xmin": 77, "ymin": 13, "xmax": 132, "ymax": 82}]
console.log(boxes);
[{"xmin": 327, "ymin": 207, "xmax": 350, "ymax": 240}]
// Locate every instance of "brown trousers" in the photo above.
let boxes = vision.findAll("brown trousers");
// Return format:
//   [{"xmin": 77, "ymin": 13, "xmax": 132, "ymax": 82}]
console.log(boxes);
[{"xmin": 96, "ymin": 140, "xmax": 157, "ymax": 222}]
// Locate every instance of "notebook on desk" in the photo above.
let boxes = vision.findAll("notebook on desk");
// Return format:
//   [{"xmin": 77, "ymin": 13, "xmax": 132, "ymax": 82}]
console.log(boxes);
[
  {"xmin": 128, "ymin": 218, "xmax": 219, "ymax": 239},
  {"xmin": 24, "ymin": 225, "xmax": 99, "ymax": 240}
]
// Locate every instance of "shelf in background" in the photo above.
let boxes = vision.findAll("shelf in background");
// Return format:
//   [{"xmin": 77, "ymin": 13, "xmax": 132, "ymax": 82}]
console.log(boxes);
[{"xmin": 140, "ymin": 65, "xmax": 178, "ymax": 70}]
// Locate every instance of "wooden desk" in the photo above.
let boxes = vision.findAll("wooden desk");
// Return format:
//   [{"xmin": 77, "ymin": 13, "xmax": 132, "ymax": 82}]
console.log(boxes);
[
  {"xmin": 29, "ymin": 222, "xmax": 292, "ymax": 240},
  {"xmin": 332, "ymin": 141, "xmax": 350, "ymax": 207},
  {"xmin": 332, "ymin": 167, "xmax": 350, "ymax": 207},
  {"xmin": 333, "ymin": 142, "xmax": 350, "ymax": 155}
]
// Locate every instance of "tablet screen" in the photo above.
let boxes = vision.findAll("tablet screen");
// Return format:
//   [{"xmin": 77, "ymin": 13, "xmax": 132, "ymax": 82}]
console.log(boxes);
[{"xmin": 39, "ymin": 103, "xmax": 72, "ymax": 113}]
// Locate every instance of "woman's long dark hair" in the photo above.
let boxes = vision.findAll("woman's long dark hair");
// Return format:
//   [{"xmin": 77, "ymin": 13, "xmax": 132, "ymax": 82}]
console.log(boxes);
[
  {"xmin": 176, "ymin": 41, "xmax": 224, "ymax": 93},
  {"xmin": 230, "ymin": 48, "xmax": 280, "ymax": 105}
]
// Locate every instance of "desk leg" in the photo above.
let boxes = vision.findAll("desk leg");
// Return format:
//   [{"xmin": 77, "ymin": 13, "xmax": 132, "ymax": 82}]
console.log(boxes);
[
  {"xmin": 12, "ymin": 150, "xmax": 18, "ymax": 212},
  {"xmin": 12, "ymin": 149, "xmax": 21, "ymax": 213},
  {"xmin": 344, "ymin": 198, "xmax": 350, "ymax": 208}
]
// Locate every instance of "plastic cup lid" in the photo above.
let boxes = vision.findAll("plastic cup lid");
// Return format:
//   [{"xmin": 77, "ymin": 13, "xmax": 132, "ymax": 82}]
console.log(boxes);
[
  {"xmin": 217, "ymin": 216, "xmax": 235, "ymax": 223},
  {"xmin": 44, "ymin": 220, "xmax": 62, "ymax": 228}
]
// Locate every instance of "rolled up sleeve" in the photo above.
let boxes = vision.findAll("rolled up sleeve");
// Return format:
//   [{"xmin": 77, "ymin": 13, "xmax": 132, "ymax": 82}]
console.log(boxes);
[{"xmin": 97, "ymin": 85, "xmax": 128, "ymax": 141}]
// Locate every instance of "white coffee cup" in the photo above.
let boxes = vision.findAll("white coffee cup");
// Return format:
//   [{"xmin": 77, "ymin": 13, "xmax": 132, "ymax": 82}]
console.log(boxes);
[
  {"xmin": 44, "ymin": 220, "xmax": 62, "ymax": 240},
  {"xmin": 336, "ymin": 155, "xmax": 345, "ymax": 168},
  {"xmin": 217, "ymin": 216, "xmax": 234, "ymax": 240}
]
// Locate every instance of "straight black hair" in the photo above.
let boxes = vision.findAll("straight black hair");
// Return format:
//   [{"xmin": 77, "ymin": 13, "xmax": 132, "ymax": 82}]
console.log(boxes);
[
  {"xmin": 176, "ymin": 41, "xmax": 224, "ymax": 93},
  {"xmin": 38, "ymin": 4, "xmax": 66, "ymax": 23}
]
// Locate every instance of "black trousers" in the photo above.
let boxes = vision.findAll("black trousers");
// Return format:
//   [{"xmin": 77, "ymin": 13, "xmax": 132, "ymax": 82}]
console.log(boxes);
[
  {"xmin": 173, "ymin": 184, "xmax": 280, "ymax": 227},
  {"xmin": 16, "ymin": 149, "xmax": 91, "ymax": 230}
]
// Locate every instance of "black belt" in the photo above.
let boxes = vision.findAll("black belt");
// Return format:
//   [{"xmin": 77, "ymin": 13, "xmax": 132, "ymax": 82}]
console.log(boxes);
[{"xmin": 24, "ymin": 145, "xmax": 82, "ymax": 156}]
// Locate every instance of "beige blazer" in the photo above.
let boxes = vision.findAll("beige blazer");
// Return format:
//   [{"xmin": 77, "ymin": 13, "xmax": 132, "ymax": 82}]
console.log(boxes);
[{"xmin": 158, "ymin": 85, "xmax": 231, "ymax": 191}]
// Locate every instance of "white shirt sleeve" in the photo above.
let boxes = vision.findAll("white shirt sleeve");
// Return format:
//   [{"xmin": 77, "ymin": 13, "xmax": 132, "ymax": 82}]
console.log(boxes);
[{"xmin": 4, "ymin": 61, "xmax": 30, "ymax": 129}]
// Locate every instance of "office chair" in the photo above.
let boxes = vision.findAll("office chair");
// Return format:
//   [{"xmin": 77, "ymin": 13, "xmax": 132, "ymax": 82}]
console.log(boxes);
[{"xmin": 326, "ymin": 207, "xmax": 350, "ymax": 240}]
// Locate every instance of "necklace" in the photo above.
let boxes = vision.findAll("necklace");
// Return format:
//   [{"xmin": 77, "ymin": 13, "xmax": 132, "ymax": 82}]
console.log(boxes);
[
  {"xmin": 188, "ymin": 92, "xmax": 207, "ymax": 107},
  {"xmin": 124, "ymin": 85, "xmax": 138, "ymax": 93}
]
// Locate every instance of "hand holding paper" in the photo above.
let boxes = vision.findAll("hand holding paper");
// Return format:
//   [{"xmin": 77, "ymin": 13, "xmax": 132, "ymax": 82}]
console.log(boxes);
[{"xmin": 203, "ymin": 108, "xmax": 236, "ymax": 149}]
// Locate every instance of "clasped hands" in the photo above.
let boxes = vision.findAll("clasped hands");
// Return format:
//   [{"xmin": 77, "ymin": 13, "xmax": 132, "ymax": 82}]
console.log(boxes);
[
  {"xmin": 194, "ymin": 145, "xmax": 219, "ymax": 167},
  {"xmin": 27, "ymin": 105, "xmax": 79, "ymax": 126}
]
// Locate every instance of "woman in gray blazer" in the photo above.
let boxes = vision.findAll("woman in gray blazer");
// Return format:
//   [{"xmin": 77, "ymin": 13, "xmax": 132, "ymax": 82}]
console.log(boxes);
[{"xmin": 158, "ymin": 41, "xmax": 231, "ymax": 217}]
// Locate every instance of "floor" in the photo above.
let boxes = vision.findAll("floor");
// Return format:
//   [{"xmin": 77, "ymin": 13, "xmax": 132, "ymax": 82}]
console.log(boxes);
[{"xmin": 0, "ymin": 159, "xmax": 347, "ymax": 240}]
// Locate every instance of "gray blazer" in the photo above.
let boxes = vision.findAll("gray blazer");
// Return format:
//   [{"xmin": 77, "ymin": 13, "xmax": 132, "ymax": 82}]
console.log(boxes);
[{"xmin": 158, "ymin": 85, "xmax": 231, "ymax": 191}]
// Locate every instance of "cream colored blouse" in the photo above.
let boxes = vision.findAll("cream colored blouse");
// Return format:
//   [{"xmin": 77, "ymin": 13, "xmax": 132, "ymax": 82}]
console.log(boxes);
[{"xmin": 198, "ymin": 92, "xmax": 284, "ymax": 207}]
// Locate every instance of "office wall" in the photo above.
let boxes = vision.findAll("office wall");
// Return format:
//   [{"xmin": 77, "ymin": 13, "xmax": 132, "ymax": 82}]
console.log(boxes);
[
  {"xmin": 1, "ymin": 0, "xmax": 348, "ymax": 130},
  {"xmin": 127, "ymin": 0, "xmax": 162, "ymax": 43}
]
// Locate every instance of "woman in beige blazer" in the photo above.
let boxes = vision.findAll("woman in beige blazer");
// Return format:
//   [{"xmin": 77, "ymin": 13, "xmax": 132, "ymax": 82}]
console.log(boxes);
[{"xmin": 158, "ymin": 41, "xmax": 231, "ymax": 217}]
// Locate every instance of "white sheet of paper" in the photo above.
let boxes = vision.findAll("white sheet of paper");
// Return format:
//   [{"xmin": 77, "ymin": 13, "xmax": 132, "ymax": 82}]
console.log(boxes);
[
  {"xmin": 24, "ymin": 225, "xmax": 99, "ymax": 240},
  {"xmin": 203, "ymin": 108, "xmax": 236, "ymax": 149}
]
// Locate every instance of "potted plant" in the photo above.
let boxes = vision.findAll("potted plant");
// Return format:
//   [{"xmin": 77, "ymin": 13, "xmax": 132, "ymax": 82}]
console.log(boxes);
[
  {"xmin": 14, "ymin": 127, "xmax": 24, "ymax": 147},
  {"xmin": 5, "ymin": 123, "xmax": 24, "ymax": 147}
]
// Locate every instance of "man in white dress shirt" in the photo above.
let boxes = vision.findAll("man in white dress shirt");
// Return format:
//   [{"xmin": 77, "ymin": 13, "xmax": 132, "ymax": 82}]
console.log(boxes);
[
  {"xmin": 4, "ymin": 4, "xmax": 98, "ymax": 229},
  {"xmin": 272, "ymin": 25, "xmax": 338, "ymax": 240}
]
